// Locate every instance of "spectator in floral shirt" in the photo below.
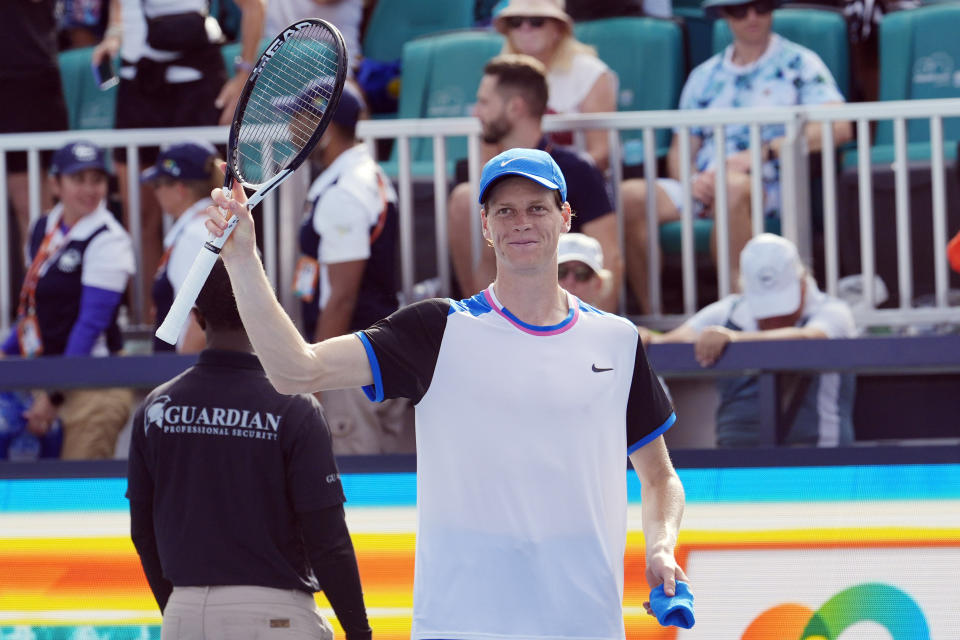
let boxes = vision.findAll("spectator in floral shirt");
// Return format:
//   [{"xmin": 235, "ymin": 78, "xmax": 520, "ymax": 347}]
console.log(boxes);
[{"xmin": 620, "ymin": 0, "xmax": 853, "ymax": 313}]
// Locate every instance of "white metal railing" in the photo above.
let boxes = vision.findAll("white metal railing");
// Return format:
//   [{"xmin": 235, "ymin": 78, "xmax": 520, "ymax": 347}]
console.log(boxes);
[{"xmin": 2, "ymin": 98, "xmax": 960, "ymax": 337}]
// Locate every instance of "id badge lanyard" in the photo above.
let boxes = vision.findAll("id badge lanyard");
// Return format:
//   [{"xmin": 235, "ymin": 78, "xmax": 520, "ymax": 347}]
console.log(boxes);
[
  {"xmin": 16, "ymin": 222, "xmax": 69, "ymax": 358},
  {"xmin": 293, "ymin": 171, "xmax": 391, "ymax": 302}
]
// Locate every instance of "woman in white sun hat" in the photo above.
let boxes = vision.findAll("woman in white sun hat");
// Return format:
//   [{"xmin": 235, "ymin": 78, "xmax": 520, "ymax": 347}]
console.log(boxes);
[{"xmin": 494, "ymin": 0, "xmax": 618, "ymax": 171}]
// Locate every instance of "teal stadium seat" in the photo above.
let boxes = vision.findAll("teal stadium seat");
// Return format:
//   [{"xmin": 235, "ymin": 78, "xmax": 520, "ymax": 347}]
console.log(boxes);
[
  {"xmin": 58, "ymin": 47, "xmax": 117, "ymax": 130},
  {"xmin": 712, "ymin": 7, "xmax": 850, "ymax": 99},
  {"xmin": 573, "ymin": 17, "xmax": 685, "ymax": 166},
  {"xmin": 362, "ymin": 0, "xmax": 475, "ymax": 63},
  {"xmin": 845, "ymin": 3, "xmax": 960, "ymax": 167},
  {"xmin": 381, "ymin": 30, "xmax": 504, "ymax": 179}
]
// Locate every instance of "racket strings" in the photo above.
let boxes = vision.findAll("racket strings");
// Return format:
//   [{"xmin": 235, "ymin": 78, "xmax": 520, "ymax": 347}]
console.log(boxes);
[{"xmin": 235, "ymin": 23, "xmax": 342, "ymax": 186}]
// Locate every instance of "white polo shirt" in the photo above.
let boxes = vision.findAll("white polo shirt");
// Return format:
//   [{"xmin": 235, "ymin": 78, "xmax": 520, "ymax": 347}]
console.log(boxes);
[
  {"xmin": 307, "ymin": 144, "xmax": 397, "ymax": 312},
  {"xmin": 357, "ymin": 286, "xmax": 676, "ymax": 640},
  {"xmin": 163, "ymin": 198, "xmax": 212, "ymax": 297}
]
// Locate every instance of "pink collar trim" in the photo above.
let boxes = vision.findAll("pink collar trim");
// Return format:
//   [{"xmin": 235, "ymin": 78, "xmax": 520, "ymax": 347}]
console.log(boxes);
[{"xmin": 483, "ymin": 286, "xmax": 580, "ymax": 336}]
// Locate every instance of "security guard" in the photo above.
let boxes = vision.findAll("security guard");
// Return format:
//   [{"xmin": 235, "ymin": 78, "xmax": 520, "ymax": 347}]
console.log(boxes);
[
  {"xmin": 142, "ymin": 140, "xmax": 223, "ymax": 353},
  {"xmin": 127, "ymin": 258, "xmax": 371, "ymax": 640},
  {"xmin": 2, "ymin": 141, "xmax": 134, "ymax": 459}
]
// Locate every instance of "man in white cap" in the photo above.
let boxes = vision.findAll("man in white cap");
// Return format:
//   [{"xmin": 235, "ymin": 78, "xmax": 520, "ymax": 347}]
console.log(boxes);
[
  {"xmin": 557, "ymin": 232, "xmax": 612, "ymax": 307},
  {"xmin": 205, "ymin": 146, "xmax": 688, "ymax": 639},
  {"xmin": 642, "ymin": 233, "xmax": 856, "ymax": 447}
]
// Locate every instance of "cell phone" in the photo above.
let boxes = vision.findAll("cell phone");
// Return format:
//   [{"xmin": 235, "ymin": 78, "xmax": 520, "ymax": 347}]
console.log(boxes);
[{"xmin": 92, "ymin": 57, "xmax": 119, "ymax": 91}]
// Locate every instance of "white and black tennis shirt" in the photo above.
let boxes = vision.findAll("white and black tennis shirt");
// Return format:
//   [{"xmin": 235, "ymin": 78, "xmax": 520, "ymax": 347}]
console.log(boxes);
[{"xmin": 357, "ymin": 286, "xmax": 676, "ymax": 640}]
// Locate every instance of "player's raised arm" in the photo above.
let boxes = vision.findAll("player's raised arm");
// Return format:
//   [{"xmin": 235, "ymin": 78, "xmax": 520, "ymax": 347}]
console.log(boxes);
[{"xmin": 206, "ymin": 182, "xmax": 372, "ymax": 395}]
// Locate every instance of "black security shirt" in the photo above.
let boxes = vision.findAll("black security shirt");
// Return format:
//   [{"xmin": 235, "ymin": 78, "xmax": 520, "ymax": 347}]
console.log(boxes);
[{"xmin": 126, "ymin": 350, "xmax": 346, "ymax": 593}]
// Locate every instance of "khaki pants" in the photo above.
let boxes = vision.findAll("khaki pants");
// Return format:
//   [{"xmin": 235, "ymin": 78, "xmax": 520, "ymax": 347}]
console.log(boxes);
[
  {"xmin": 59, "ymin": 388, "xmax": 133, "ymax": 459},
  {"xmin": 162, "ymin": 586, "xmax": 334, "ymax": 640},
  {"xmin": 322, "ymin": 387, "xmax": 414, "ymax": 455}
]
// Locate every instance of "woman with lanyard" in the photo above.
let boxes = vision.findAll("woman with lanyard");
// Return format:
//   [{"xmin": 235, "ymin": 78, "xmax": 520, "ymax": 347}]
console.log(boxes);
[
  {"xmin": 1, "ymin": 141, "xmax": 135, "ymax": 459},
  {"xmin": 142, "ymin": 141, "xmax": 224, "ymax": 353}
]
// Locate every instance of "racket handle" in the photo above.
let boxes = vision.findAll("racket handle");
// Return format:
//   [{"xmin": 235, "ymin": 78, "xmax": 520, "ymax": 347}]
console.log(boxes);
[
  {"xmin": 155, "ymin": 199, "xmax": 240, "ymax": 345},
  {"xmin": 154, "ymin": 244, "xmax": 220, "ymax": 345}
]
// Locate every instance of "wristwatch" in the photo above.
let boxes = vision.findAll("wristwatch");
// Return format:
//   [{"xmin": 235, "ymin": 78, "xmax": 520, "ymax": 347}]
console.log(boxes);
[{"xmin": 233, "ymin": 56, "xmax": 254, "ymax": 74}]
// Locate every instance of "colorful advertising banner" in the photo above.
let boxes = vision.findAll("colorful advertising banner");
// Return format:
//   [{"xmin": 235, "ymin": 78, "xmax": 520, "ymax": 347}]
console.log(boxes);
[{"xmin": 2, "ymin": 463, "xmax": 959, "ymax": 639}]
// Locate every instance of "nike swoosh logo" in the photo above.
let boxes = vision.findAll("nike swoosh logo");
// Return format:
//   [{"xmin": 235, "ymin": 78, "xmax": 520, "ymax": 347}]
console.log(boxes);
[
  {"xmin": 592, "ymin": 364, "xmax": 613, "ymax": 373},
  {"xmin": 500, "ymin": 157, "xmax": 525, "ymax": 167}
]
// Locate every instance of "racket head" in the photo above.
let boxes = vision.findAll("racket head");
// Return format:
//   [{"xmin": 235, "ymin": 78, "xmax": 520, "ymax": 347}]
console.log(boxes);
[{"xmin": 225, "ymin": 19, "xmax": 348, "ymax": 189}]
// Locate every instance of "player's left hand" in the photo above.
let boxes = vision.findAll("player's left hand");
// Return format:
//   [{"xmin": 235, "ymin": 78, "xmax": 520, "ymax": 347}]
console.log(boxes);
[
  {"xmin": 206, "ymin": 168, "xmax": 258, "ymax": 263},
  {"xmin": 642, "ymin": 548, "xmax": 690, "ymax": 615},
  {"xmin": 216, "ymin": 75, "xmax": 247, "ymax": 125}
]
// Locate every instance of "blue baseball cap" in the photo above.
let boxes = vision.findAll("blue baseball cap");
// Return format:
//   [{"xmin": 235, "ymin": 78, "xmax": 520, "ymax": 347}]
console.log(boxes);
[
  {"xmin": 273, "ymin": 81, "xmax": 364, "ymax": 130},
  {"xmin": 478, "ymin": 148, "xmax": 567, "ymax": 204},
  {"xmin": 50, "ymin": 141, "xmax": 108, "ymax": 176},
  {"xmin": 141, "ymin": 141, "xmax": 218, "ymax": 183}
]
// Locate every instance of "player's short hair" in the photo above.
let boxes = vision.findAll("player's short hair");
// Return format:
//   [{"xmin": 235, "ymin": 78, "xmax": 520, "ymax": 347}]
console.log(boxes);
[
  {"xmin": 194, "ymin": 257, "xmax": 245, "ymax": 332},
  {"xmin": 483, "ymin": 54, "xmax": 549, "ymax": 119}
]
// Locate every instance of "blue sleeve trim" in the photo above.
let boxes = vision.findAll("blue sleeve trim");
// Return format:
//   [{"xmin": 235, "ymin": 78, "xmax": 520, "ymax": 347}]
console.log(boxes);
[
  {"xmin": 355, "ymin": 331, "xmax": 384, "ymax": 402},
  {"xmin": 628, "ymin": 412, "xmax": 677, "ymax": 455},
  {"xmin": 64, "ymin": 286, "xmax": 123, "ymax": 356}
]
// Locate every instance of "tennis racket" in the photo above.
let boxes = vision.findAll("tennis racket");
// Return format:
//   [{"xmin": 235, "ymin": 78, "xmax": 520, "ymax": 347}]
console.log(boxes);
[{"xmin": 155, "ymin": 19, "xmax": 347, "ymax": 345}]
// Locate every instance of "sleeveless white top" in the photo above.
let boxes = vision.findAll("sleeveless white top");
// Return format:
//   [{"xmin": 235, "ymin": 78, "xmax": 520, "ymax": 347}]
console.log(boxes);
[{"xmin": 547, "ymin": 52, "xmax": 614, "ymax": 114}]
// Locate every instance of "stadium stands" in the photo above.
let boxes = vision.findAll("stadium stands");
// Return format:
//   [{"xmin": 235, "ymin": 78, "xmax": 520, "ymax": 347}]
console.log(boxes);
[{"xmin": 23, "ymin": 3, "xmax": 960, "ymax": 330}]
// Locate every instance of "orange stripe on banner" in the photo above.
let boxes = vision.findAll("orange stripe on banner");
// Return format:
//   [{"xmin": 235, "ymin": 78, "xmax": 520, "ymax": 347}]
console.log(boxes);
[
  {"xmin": 674, "ymin": 527, "xmax": 960, "ymax": 547},
  {"xmin": 0, "ymin": 554, "xmax": 149, "ymax": 592},
  {"xmin": 3, "ymin": 528, "xmax": 960, "ymax": 636},
  {"xmin": 0, "ymin": 537, "xmax": 137, "ymax": 553}
]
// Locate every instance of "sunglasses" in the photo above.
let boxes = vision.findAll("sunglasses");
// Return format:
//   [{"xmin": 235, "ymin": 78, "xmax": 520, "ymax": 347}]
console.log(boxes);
[
  {"xmin": 558, "ymin": 265, "xmax": 595, "ymax": 282},
  {"xmin": 505, "ymin": 16, "xmax": 548, "ymax": 29},
  {"xmin": 722, "ymin": 0, "xmax": 775, "ymax": 19}
]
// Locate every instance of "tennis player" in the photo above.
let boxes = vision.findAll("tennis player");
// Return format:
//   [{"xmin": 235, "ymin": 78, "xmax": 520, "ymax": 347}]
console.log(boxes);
[{"xmin": 205, "ymin": 148, "xmax": 687, "ymax": 639}]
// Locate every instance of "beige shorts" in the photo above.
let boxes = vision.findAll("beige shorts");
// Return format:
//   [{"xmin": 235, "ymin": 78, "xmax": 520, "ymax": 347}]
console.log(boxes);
[
  {"xmin": 58, "ymin": 387, "xmax": 133, "ymax": 460},
  {"xmin": 320, "ymin": 387, "xmax": 414, "ymax": 455},
  {"xmin": 162, "ymin": 585, "xmax": 333, "ymax": 640}
]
